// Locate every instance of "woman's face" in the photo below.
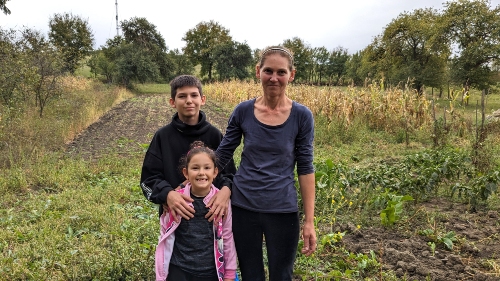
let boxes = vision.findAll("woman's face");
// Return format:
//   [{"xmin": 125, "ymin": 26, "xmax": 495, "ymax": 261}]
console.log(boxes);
[{"xmin": 256, "ymin": 53, "xmax": 296, "ymax": 97}]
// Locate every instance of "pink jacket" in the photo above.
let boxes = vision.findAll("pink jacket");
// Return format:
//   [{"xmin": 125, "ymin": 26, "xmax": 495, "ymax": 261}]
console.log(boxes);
[{"xmin": 155, "ymin": 184, "xmax": 237, "ymax": 281}]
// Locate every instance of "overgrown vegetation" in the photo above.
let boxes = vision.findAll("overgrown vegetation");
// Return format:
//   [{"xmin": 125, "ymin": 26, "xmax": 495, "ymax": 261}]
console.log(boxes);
[{"xmin": 1, "ymin": 79, "xmax": 498, "ymax": 280}]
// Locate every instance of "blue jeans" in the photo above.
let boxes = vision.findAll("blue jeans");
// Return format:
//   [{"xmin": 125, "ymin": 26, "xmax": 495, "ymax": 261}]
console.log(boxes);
[{"xmin": 232, "ymin": 205, "xmax": 300, "ymax": 281}]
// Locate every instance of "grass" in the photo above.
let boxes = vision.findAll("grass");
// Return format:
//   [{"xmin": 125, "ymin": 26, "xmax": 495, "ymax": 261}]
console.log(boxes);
[
  {"xmin": 0, "ymin": 79, "xmax": 499, "ymax": 280},
  {"xmin": 132, "ymin": 83, "xmax": 170, "ymax": 95},
  {"xmin": 0, "ymin": 153, "xmax": 157, "ymax": 280}
]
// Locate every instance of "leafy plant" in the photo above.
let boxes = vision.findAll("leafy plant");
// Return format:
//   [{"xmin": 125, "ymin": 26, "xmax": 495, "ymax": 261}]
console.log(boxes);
[{"xmin": 379, "ymin": 191, "xmax": 414, "ymax": 226}]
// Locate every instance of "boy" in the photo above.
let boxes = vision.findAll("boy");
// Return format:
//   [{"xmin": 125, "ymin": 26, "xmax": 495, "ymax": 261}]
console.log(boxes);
[{"xmin": 140, "ymin": 75, "xmax": 235, "ymax": 221}]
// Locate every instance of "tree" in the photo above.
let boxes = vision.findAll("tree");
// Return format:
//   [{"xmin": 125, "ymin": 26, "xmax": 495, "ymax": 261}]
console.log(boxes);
[
  {"xmin": 213, "ymin": 41, "xmax": 253, "ymax": 80},
  {"xmin": 182, "ymin": 20, "xmax": 232, "ymax": 81},
  {"xmin": 442, "ymin": 0, "xmax": 500, "ymax": 91},
  {"xmin": 0, "ymin": 28, "xmax": 25, "ymax": 107},
  {"xmin": 121, "ymin": 17, "xmax": 173, "ymax": 81},
  {"xmin": 311, "ymin": 47, "xmax": 329, "ymax": 84},
  {"xmin": 283, "ymin": 37, "xmax": 313, "ymax": 83},
  {"xmin": 115, "ymin": 43, "xmax": 160, "ymax": 86},
  {"xmin": 326, "ymin": 47, "xmax": 349, "ymax": 85},
  {"xmin": 48, "ymin": 12, "xmax": 94, "ymax": 73},
  {"xmin": 21, "ymin": 28, "xmax": 65, "ymax": 117},
  {"xmin": 378, "ymin": 8, "xmax": 449, "ymax": 93},
  {"xmin": 0, "ymin": 0, "xmax": 10, "ymax": 15},
  {"xmin": 167, "ymin": 49, "xmax": 194, "ymax": 77}
]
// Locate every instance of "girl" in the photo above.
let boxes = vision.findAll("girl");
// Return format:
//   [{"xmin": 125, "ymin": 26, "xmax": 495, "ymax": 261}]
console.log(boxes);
[{"xmin": 155, "ymin": 141, "xmax": 237, "ymax": 281}]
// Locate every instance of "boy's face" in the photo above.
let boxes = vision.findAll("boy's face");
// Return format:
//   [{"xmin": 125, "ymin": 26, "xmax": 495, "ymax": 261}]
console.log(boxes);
[{"xmin": 170, "ymin": 86, "xmax": 206, "ymax": 124}]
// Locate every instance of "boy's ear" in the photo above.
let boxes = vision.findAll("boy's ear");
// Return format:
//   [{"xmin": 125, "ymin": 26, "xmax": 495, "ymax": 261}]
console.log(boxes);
[
  {"xmin": 169, "ymin": 98, "xmax": 176, "ymax": 108},
  {"xmin": 201, "ymin": 94, "xmax": 206, "ymax": 105},
  {"xmin": 256, "ymin": 65, "xmax": 261, "ymax": 79}
]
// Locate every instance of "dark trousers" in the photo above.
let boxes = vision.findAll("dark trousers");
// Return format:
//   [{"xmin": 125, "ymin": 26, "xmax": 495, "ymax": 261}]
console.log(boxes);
[
  {"xmin": 232, "ymin": 205, "xmax": 300, "ymax": 281},
  {"xmin": 167, "ymin": 263, "xmax": 218, "ymax": 281}
]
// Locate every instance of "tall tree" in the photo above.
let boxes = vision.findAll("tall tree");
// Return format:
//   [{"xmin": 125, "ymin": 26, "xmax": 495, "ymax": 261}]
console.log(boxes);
[
  {"xmin": 283, "ymin": 37, "xmax": 313, "ymax": 83},
  {"xmin": 0, "ymin": 0, "xmax": 10, "ymax": 15},
  {"xmin": 213, "ymin": 41, "xmax": 252, "ymax": 80},
  {"xmin": 167, "ymin": 49, "xmax": 195, "ymax": 77},
  {"xmin": 182, "ymin": 20, "xmax": 232, "ymax": 81},
  {"xmin": 21, "ymin": 28, "xmax": 65, "ymax": 117},
  {"xmin": 326, "ymin": 47, "xmax": 349, "ymax": 86},
  {"xmin": 442, "ymin": 0, "xmax": 500, "ymax": 91},
  {"xmin": 379, "ymin": 8, "xmax": 449, "ymax": 93},
  {"xmin": 115, "ymin": 43, "xmax": 160, "ymax": 86},
  {"xmin": 311, "ymin": 47, "xmax": 329, "ymax": 84},
  {"xmin": 121, "ymin": 17, "xmax": 166, "ymax": 52},
  {"xmin": 120, "ymin": 17, "xmax": 173, "ymax": 81},
  {"xmin": 48, "ymin": 12, "xmax": 94, "ymax": 74}
]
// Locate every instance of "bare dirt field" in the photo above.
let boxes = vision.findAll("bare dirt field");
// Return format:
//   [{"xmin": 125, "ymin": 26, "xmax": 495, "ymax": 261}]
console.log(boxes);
[{"xmin": 65, "ymin": 94, "xmax": 500, "ymax": 281}]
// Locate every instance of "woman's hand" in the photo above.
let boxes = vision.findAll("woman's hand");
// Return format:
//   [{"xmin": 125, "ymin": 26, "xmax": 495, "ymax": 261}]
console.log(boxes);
[
  {"xmin": 300, "ymin": 220, "xmax": 317, "ymax": 256},
  {"xmin": 205, "ymin": 186, "xmax": 231, "ymax": 222},
  {"xmin": 166, "ymin": 189, "xmax": 194, "ymax": 222}
]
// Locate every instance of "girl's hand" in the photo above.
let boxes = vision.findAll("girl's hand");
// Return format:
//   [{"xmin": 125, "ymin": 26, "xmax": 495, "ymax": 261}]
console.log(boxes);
[{"xmin": 205, "ymin": 186, "xmax": 230, "ymax": 222}]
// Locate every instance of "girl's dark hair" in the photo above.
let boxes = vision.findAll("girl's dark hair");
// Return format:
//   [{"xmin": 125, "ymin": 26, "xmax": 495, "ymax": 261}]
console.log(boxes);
[{"xmin": 179, "ymin": 141, "xmax": 217, "ymax": 172}]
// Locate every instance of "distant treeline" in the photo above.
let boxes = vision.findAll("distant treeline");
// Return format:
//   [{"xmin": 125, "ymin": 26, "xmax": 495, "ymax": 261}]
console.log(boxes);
[{"xmin": 1, "ymin": 0, "xmax": 499, "ymax": 97}]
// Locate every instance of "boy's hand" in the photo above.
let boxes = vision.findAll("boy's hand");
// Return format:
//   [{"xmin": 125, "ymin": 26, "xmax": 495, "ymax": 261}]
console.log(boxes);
[
  {"xmin": 205, "ymin": 186, "xmax": 230, "ymax": 222},
  {"xmin": 166, "ymin": 190, "xmax": 194, "ymax": 222}
]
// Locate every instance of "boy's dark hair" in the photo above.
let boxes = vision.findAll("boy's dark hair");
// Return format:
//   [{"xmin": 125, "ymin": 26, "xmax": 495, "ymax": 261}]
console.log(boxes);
[{"xmin": 170, "ymin": 75, "xmax": 203, "ymax": 99}]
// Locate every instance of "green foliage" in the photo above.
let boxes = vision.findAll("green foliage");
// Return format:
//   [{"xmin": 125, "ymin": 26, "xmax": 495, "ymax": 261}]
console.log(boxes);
[
  {"xmin": 379, "ymin": 8, "xmax": 449, "ymax": 92},
  {"xmin": 115, "ymin": 43, "xmax": 160, "ymax": 86},
  {"xmin": 213, "ymin": 41, "xmax": 253, "ymax": 80},
  {"xmin": 0, "ymin": 155, "xmax": 157, "ymax": 280},
  {"xmin": 0, "ymin": 27, "xmax": 66, "ymax": 117},
  {"xmin": 182, "ymin": 20, "xmax": 233, "ymax": 81},
  {"xmin": 378, "ymin": 190, "xmax": 414, "ymax": 226},
  {"xmin": 0, "ymin": 28, "xmax": 28, "ymax": 107},
  {"xmin": 418, "ymin": 217, "xmax": 458, "ymax": 250},
  {"xmin": 48, "ymin": 12, "xmax": 95, "ymax": 74},
  {"xmin": 120, "ymin": 17, "xmax": 174, "ymax": 82},
  {"xmin": 452, "ymin": 170, "xmax": 500, "ymax": 210},
  {"xmin": 168, "ymin": 49, "xmax": 195, "ymax": 77},
  {"xmin": 283, "ymin": 37, "xmax": 312, "ymax": 83},
  {"xmin": 442, "ymin": 0, "xmax": 500, "ymax": 90}
]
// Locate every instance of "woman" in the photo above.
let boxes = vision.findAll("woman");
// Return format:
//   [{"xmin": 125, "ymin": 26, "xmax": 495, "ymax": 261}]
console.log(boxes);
[{"xmin": 216, "ymin": 46, "xmax": 316, "ymax": 281}]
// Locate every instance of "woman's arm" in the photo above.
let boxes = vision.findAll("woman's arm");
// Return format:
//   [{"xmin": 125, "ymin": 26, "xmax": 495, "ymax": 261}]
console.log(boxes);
[{"xmin": 298, "ymin": 173, "xmax": 316, "ymax": 256}]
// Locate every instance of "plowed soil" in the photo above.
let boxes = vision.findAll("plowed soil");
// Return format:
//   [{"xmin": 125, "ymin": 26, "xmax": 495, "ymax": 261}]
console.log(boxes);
[{"xmin": 65, "ymin": 94, "xmax": 500, "ymax": 281}]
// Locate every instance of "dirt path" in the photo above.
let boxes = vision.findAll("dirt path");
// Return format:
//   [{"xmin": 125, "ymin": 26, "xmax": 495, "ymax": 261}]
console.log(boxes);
[
  {"xmin": 66, "ymin": 94, "xmax": 230, "ymax": 159},
  {"xmin": 65, "ymin": 94, "xmax": 500, "ymax": 281}
]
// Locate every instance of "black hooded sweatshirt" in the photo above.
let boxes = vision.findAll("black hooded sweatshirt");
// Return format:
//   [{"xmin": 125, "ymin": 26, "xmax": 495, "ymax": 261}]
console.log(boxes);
[{"xmin": 140, "ymin": 111, "xmax": 236, "ymax": 216}]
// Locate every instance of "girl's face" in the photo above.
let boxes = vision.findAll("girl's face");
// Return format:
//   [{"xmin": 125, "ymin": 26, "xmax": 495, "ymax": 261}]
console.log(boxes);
[
  {"xmin": 183, "ymin": 152, "xmax": 218, "ymax": 196},
  {"xmin": 256, "ymin": 53, "xmax": 296, "ymax": 97}
]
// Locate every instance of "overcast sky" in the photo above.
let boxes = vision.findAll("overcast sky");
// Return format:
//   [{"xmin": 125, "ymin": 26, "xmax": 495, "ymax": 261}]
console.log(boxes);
[{"xmin": 2, "ymin": 0, "xmax": 500, "ymax": 54}]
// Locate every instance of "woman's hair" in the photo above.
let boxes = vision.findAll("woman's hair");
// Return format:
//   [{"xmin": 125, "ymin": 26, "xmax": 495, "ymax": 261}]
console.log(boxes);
[
  {"xmin": 179, "ymin": 141, "xmax": 217, "ymax": 172},
  {"xmin": 257, "ymin": 45, "xmax": 295, "ymax": 71}
]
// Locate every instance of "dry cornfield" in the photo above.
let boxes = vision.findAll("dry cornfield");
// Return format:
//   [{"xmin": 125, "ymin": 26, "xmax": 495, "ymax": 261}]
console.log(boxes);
[{"xmin": 205, "ymin": 81, "xmax": 433, "ymax": 133}]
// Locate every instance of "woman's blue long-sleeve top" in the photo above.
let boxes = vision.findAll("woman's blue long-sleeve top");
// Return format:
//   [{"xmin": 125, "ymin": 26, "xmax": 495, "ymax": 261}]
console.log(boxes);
[{"xmin": 216, "ymin": 98, "xmax": 314, "ymax": 213}]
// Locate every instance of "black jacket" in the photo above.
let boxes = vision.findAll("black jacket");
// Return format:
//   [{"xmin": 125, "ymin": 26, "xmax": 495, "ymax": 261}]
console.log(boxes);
[{"xmin": 140, "ymin": 111, "xmax": 236, "ymax": 216}]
